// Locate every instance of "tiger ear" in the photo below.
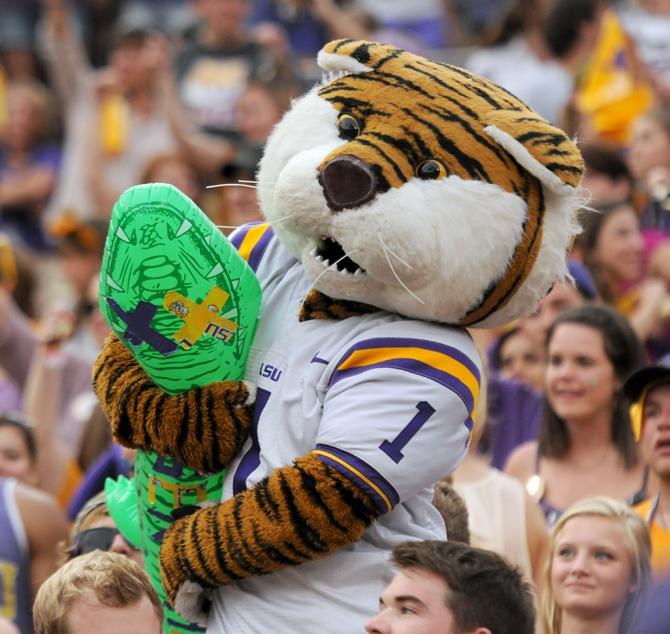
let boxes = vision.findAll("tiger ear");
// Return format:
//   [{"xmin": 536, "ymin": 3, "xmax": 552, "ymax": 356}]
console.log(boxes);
[
  {"xmin": 317, "ymin": 40, "xmax": 374, "ymax": 75},
  {"xmin": 484, "ymin": 110, "xmax": 584, "ymax": 195}
]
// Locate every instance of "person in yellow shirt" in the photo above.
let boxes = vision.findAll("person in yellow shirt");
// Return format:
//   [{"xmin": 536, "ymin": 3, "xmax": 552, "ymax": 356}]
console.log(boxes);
[{"xmin": 624, "ymin": 356, "xmax": 670, "ymax": 577}]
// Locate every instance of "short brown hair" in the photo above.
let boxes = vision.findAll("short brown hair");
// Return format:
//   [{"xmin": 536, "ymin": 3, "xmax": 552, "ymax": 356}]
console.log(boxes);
[
  {"xmin": 33, "ymin": 551, "xmax": 163, "ymax": 634},
  {"xmin": 392, "ymin": 540, "xmax": 535, "ymax": 634}
]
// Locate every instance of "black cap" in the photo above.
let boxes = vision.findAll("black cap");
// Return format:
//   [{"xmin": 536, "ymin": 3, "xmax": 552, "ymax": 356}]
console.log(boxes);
[{"xmin": 622, "ymin": 353, "xmax": 670, "ymax": 402}]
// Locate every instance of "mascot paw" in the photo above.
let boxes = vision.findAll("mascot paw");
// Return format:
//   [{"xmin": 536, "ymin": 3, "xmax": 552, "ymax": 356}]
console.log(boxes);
[
  {"xmin": 173, "ymin": 580, "xmax": 211, "ymax": 627},
  {"xmin": 160, "ymin": 512, "xmax": 216, "ymax": 622},
  {"xmin": 93, "ymin": 334, "xmax": 152, "ymax": 449},
  {"xmin": 95, "ymin": 334, "xmax": 255, "ymax": 469}
]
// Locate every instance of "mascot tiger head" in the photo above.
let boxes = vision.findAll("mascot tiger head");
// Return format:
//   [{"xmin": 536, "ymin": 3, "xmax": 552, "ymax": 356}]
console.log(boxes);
[{"xmin": 258, "ymin": 40, "xmax": 584, "ymax": 328}]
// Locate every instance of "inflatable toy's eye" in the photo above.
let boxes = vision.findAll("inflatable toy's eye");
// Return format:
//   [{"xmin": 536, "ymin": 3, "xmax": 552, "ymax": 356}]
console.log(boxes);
[
  {"xmin": 416, "ymin": 160, "xmax": 447, "ymax": 180},
  {"xmin": 338, "ymin": 114, "xmax": 361, "ymax": 140}
]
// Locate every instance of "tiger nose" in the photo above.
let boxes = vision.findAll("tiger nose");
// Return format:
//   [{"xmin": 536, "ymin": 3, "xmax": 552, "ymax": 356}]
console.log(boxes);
[{"xmin": 319, "ymin": 155, "xmax": 378, "ymax": 211}]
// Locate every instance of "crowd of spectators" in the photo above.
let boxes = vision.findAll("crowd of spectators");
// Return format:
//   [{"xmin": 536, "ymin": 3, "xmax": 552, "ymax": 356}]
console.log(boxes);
[{"xmin": 1, "ymin": 0, "xmax": 670, "ymax": 632}]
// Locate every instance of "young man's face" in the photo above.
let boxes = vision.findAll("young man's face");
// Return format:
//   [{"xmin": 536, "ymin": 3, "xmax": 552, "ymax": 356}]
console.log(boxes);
[
  {"xmin": 67, "ymin": 595, "xmax": 161, "ymax": 634},
  {"xmin": 641, "ymin": 382, "xmax": 670, "ymax": 479},
  {"xmin": 365, "ymin": 567, "xmax": 458, "ymax": 634}
]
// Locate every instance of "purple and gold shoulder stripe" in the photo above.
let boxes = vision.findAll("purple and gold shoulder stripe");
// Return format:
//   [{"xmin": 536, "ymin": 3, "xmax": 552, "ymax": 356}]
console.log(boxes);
[
  {"xmin": 229, "ymin": 222, "xmax": 275, "ymax": 272},
  {"xmin": 313, "ymin": 444, "xmax": 399, "ymax": 514},
  {"xmin": 330, "ymin": 337, "xmax": 480, "ymax": 427}
]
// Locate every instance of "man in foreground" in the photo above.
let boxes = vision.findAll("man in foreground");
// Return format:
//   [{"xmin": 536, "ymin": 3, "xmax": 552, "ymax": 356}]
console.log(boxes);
[{"xmin": 365, "ymin": 540, "xmax": 535, "ymax": 634}]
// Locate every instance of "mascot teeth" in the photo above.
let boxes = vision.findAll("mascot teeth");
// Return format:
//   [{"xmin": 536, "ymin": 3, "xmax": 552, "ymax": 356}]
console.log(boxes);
[
  {"xmin": 321, "ymin": 69, "xmax": 352, "ymax": 83},
  {"xmin": 314, "ymin": 237, "xmax": 365, "ymax": 274}
]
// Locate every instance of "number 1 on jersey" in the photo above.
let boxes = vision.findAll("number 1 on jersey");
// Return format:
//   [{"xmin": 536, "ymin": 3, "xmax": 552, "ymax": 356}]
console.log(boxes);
[{"xmin": 379, "ymin": 401, "xmax": 435, "ymax": 463}]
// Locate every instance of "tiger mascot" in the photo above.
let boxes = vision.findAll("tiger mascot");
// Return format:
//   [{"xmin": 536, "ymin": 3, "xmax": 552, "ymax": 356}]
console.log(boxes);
[{"xmin": 94, "ymin": 40, "xmax": 583, "ymax": 632}]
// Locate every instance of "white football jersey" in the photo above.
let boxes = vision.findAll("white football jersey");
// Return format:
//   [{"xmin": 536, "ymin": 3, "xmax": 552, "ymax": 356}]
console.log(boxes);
[{"xmin": 206, "ymin": 223, "xmax": 481, "ymax": 633}]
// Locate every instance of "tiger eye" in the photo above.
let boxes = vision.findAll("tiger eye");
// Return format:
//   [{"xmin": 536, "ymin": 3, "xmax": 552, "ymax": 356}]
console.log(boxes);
[
  {"xmin": 337, "ymin": 114, "xmax": 361, "ymax": 140},
  {"xmin": 416, "ymin": 160, "xmax": 447, "ymax": 180}
]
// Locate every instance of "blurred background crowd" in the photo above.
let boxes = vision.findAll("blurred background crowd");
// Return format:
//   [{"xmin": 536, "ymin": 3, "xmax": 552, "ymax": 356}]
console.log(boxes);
[{"xmin": 1, "ymin": 0, "xmax": 670, "ymax": 633}]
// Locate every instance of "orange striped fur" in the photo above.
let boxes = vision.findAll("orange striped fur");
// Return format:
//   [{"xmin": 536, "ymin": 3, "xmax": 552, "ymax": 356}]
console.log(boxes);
[
  {"xmin": 298, "ymin": 288, "xmax": 378, "ymax": 321},
  {"xmin": 159, "ymin": 453, "xmax": 378, "ymax": 603},
  {"xmin": 93, "ymin": 335, "xmax": 253, "ymax": 474}
]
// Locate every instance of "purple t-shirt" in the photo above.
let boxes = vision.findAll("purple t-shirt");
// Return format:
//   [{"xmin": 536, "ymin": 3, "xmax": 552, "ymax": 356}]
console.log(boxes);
[
  {"xmin": 483, "ymin": 374, "xmax": 543, "ymax": 470},
  {"xmin": 0, "ymin": 379, "xmax": 22, "ymax": 412},
  {"xmin": 0, "ymin": 478, "xmax": 33, "ymax": 634},
  {"xmin": 0, "ymin": 143, "xmax": 61, "ymax": 250}
]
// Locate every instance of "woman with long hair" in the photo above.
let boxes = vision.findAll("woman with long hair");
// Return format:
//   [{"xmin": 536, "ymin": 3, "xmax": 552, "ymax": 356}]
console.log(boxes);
[
  {"xmin": 506, "ymin": 305, "xmax": 648, "ymax": 528},
  {"xmin": 579, "ymin": 201, "xmax": 670, "ymax": 353}
]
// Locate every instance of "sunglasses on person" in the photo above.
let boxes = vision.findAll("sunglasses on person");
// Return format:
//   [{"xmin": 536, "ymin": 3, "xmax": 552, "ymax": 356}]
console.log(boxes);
[{"xmin": 71, "ymin": 527, "xmax": 139, "ymax": 557}]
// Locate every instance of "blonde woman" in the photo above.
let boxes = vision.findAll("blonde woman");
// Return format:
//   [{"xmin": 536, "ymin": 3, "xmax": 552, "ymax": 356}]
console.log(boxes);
[{"xmin": 543, "ymin": 497, "xmax": 651, "ymax": 634}]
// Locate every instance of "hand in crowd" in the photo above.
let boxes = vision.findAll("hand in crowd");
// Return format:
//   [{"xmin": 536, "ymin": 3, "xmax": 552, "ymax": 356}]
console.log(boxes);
[
  {"xmin": 648, "ymin": 71, "xmax": 670, "ymax": 107},
  {"xmin": 646, "ymin": 165, "xmax": 670, "ymax": 204},
  {"xmin": 633, "ymin": 277, "xmax": 670, "ymax": 339},
  {"xmin": 38, "ymin": 305, "xmax": 75, "ymax": 347},
  {"xmin": 640, "ymin": 277, "xmax": 670, "ymax": 313}
]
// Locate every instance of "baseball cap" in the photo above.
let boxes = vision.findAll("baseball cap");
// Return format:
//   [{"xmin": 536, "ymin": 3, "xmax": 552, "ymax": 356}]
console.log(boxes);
[
  {"xmin": 623, "ymin": 353, "xmax": 670, "ymax": 440},
  {"xmin": 623, "ymin": 354, "xmax": 670, "ymax": 403}
]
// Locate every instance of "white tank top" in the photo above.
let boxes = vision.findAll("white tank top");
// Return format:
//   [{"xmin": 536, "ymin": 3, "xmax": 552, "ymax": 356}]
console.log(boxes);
[{"xmin": 454, "ymin": 469, "xmax": 533, "ymax": 582}]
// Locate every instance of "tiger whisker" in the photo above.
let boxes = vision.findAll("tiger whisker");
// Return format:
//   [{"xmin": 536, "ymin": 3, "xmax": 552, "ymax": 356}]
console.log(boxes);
[
  {"xmin": 377, "ymin": 233, "xmax": 414, "ymax": 270},
  {"xmin": 269, "ymin": 213, "xmax": 295, "ymax": 224},
  {"xmin": 301, "ymin": 249, "xmax": 360, "ymax": 311},
  {"xmin": 206, "ymin": 183, "xmax": 261, "ymax": 191},
  {"xmin": 381, "ymin": 245, "xmax": 425, "ymax": 305},
  {"xmin": 213, "ymin": 212, "xmax": 294, "ymax": 233}
]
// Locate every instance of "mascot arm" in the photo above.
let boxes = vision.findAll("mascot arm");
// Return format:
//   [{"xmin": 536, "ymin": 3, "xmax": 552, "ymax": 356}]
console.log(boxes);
[
  {"xmin": 159, "ymin": 452, "xmax": 378, "ymax": 619},
  {"xmin": 93, "ymin": 335, "xmax": 254, "ymax": 474},
  {"xmin": 159, "ymin": 348, "xmax": 477, "ymax": 621}
]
